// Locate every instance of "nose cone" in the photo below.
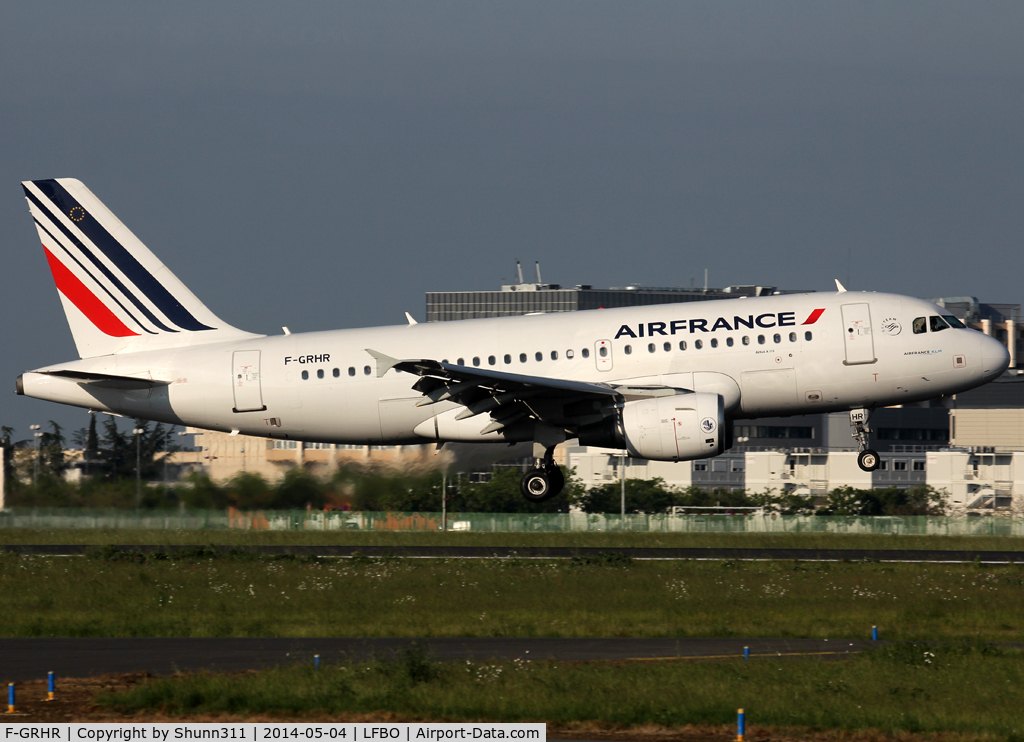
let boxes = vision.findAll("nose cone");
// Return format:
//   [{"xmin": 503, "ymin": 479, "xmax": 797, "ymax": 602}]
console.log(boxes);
[{"xmin": 980, "ymin": 335, "xmax": 1011, "ymax": 381}]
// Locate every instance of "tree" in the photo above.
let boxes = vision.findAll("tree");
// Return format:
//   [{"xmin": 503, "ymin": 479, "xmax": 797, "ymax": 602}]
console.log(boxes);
[
  {"xmin": 820, "ymin": 485, "xmax": 946, "ymax": 516},
  {"xmin": 574, "ymin": 479, "xmax": 752, "ymax": 514},
  {"xmin": 1, "ymin": 426, "xmax": 24, "ymax": 490},
  {"xmin": 98, "ymin": 417, "xmax": 177, "ymax": 482},
  {"xmin": 274, "ymin": 467, "xmax": 326, "ymax": 509},
  {"xmin": 72, "ymin": 414, "xmax": 102, "ymax": 476},
  {"xmin": 38, "ymin": 421, "xmax": 67, "ymax": 477},
  {"xmin": 576, "ymin": 476, "xmax": 677, "ymax": 514},
  {"xmin": 176, "ymin": 471, "xmax": 230, "ymax": 510},
  {"xmin": 99, "ymin": 416, "xmax": 132, "ymax": 480},
  {"xmin": 225, "ymin": 471, "xmax": 273, "ymax": 509},
  {"xmin": 748, "ymin": 488, "xmax": 816, "ymax": 515},
  {"xmin": 334, "ymin": 466, "xmax": 444, "ymax": 512}
]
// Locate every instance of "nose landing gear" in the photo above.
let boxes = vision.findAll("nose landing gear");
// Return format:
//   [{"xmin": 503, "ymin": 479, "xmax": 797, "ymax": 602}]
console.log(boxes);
[
  {"xmin": 850, "ymin": 408, "xmax": 880, "ymax": 472},
  {"xmin": 520, "ymin": 447, "xmax": 565, "ymax": 502}
]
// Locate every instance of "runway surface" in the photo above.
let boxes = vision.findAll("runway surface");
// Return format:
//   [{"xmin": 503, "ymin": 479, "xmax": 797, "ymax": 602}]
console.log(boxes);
[
  {"xmin": 0, "ymin": 637, "xmax": 865, "ymax": 682},
  {"xmin": 3, "ymin": 544, "xmax": 1023, "ymax": 562}
]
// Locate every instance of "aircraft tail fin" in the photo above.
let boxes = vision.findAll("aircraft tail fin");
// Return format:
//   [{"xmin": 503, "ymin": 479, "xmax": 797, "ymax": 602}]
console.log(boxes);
[{"xmin": 22, "ymin": 178, "xmax": 259, "ymax": 358}]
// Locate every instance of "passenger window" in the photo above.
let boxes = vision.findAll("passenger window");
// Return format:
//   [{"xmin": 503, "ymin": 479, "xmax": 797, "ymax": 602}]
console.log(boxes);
[
  {"xmin": 804, "ymin": 331, "xmax": 812, "ymax": 341},
  {"xmin": 535, "ymin": 352, "xmax": 543, "ymax": 362},
  {"xmin": 520, "ymin": 353, "xmax": 527, "ymax": 363},
  {"xmin": 503, "ymin": 354, "xmax": 511, "ymax": 364},
  {"xmin": 742, "ymin": 336, "xmax": 750, "ymax": 345},
  {"xmin": 317, "ymin": 369, "xmax": 324, "ymax": 379},
  {"xmin": 624, "ymin": 345, "xmax": 632, "ymax": 355},
  {"xmin": 912, "ymin": 317, "xmax": 927, "ymax": 334},
  {"xmin": 301, "ymin": 370, "xmax": 309, "ymax": 380},
  {"xmin": 473, "ymin": 357, "xmax": 481, "ymax": 367},
  {"xmin": 710, "ymin": 338, "xmax": 718, "ymax": 348},
  {"xmin": 695, "ymin": 339, "xmax": 703, "ymax": 350},
  {"xmin": 648, "ymin": 343, "xmax": 656, "ymax": 353},
  {"xmin": 663, "ymin": 342, "xmax": 671, "ymax": 352},
  {"xmin": 773, "ymin": 333, "xmax": 781, "ymax": 343},
  {"xmin": 348, "ymin": 367, "xmax": 355, "ymax": 377},
  {"xmin": 679, "ymin": 341, "xmax": 687, "ymax": 350},
  {"xmin": 566, "ymin": 349, "xmax": 574, "ymax": 359},
  {"xmin": 581, "ymin": 348, "xmax": 590, "ymax": 358},
  {"xmin": 726, "ymin": 337, "xmax": 734, "ymax": 347},
  {"xmin": 758, "ymin": 335, "xmax": 765, "ymax": 345},
  {"xmin": 551, "ymin": 350, "xmax": 559, "ymax": 360},
  {"xmin": 599, "ymin": 346, "xmax": 607, "ymax": 357},
  {"xmin": 363, "ymin": 366, "xmax": 371, "ymax": 376},
  {"xmin": 457, "ymin": 358, "xmax": 465, "ymax": 366},
  {"xmin": 789, "ymin": 332, "xmax": 796, "ymax": 342},
  {"xmin": 943, "ymin": 315, "xmax": 965, "ymax": 329},
  {"xmin": 333, "ymin": 368, "xmax": 340, "ymax": 378},
  {"xmin": 929, "ymin": 316, "xmax": 949, "ymax": 332},
  {"xmin": 488, "ymin": 356, "xmax": 496, "ymax": 366}
]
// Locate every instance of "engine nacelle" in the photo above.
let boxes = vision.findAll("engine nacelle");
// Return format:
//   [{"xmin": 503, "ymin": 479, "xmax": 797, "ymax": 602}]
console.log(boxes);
[{"xmin": 621, "ymin": 392, "xmax": 725, "ymax": 461}]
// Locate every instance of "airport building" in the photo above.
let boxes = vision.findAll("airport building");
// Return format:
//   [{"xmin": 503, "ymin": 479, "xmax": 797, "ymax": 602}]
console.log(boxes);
[{"xmin": 425, "ymin": 263, "xmax": 796, "ymax": 322}]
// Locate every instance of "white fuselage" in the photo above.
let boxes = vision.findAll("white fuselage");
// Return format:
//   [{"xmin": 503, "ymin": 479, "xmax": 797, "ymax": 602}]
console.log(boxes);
[{"xmin": 19, "ymin": 291, "xmax": 1009, "ymax": 451}]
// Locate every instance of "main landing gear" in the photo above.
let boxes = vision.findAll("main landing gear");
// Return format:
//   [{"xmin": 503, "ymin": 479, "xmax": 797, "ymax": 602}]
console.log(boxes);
[
  {"xmin": 520, "ymin": 447, "xmax": 565, "ymax": 503},
  {"xmin": 850, "ymin": 408, "xmax": 880, "ymax": 472}
]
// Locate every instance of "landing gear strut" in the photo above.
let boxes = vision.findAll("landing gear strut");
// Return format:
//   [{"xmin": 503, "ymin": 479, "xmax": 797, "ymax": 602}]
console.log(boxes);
[
  {"xmin": 850, "ymin": 408, "xmax": 880, "ymax": 472},
  {"xmin": 520, "ymin": 447, "xmax": 565, "ymax": 503}
]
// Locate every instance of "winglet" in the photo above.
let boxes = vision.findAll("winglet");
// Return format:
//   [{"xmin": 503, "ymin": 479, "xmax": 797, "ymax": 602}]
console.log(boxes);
[
  {"xmin": 405, "ymin": 312, "xmax": 418, "ymax": 325},
  {"xmin": 364, "ymin": 348, "xmax": 401, "ymax": 378},
  {"xmin": 835, "ymin": 279, "xmax": 847, "ymax": 293}
]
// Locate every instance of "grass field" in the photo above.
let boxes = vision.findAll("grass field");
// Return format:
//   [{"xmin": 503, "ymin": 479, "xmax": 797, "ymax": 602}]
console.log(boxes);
[
  {"xmin": 100, "ymin": 642, "xmax": 1024, "ymax": 738},
  {"xmin": 2, "ymin": 551, "xmax": 1022, "ymax": 640},
  {"xmin": 2, "ymin": 527, "xmax": 1024, "ymax": 551}
]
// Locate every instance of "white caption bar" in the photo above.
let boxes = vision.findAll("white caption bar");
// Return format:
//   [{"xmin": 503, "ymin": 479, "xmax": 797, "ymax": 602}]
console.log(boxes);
[{"xmin": 1, "ymin": 724, "xmax": 545, "ymax": 742}]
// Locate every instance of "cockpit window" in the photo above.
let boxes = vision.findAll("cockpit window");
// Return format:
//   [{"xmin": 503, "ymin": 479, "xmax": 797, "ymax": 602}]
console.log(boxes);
[
  {"xmin": 942, "ymin": 315, "xmax": 965, "ymax": 329},
  {"xmin": 929, "ymin": 315, "xmax": 950, "ymax": 332},
  {"xmin": 912, "ymin": 317, "xmax": 927, "ymax": 334}
]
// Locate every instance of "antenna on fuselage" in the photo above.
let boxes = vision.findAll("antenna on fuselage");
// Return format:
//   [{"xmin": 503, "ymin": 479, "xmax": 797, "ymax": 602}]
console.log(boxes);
[
  {"xmin": 535, "ymin": 261, "xmax": 542, "ymax": 284},
  {"xmin": 516, "ymin": 261, "xmax": 524, "ymax": 284},
  {"xmin": 835, "ymin": 279, "xmax": 848, "ymax": 293}
]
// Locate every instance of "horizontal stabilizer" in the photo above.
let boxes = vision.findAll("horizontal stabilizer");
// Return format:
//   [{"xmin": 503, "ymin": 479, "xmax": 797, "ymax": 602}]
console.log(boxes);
[{"xmin": 39, "ymin": 370, "xmax": 171, "ymax": 390}]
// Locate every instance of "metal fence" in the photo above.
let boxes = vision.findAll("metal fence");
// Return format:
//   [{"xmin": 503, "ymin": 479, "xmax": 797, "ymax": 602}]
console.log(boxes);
[{"xmin": 1, "ymin": 508, "xmax": 1023, "ymax": 536}]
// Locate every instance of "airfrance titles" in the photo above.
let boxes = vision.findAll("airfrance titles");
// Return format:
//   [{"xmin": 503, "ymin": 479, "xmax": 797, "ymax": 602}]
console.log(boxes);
[{"xmin": 613, "ymin": 311, "xmax": 814, "ymax": 340}]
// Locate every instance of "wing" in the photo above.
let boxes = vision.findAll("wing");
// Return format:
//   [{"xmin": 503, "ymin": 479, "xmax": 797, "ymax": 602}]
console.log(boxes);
[{"xmin": 366, "ymin": 349, "xmax": 688, "ymax": 436}]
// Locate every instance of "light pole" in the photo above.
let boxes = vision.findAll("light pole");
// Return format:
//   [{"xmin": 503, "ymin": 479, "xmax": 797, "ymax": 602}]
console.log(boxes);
[
  {"xmin": 133, "ymin": 427, "xmax": 145, "ymax": 507},
  {"xmin": 29, "ymin": 425, "xmax": 41, "ymax": 485},
  {"xmin": 620, "ymin": 450, "xmax": 627, "ymax": 518}
]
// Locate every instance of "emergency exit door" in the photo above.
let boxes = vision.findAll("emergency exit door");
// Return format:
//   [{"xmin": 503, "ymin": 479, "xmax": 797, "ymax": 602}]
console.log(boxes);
[
  {"xmin": 841, "ymin": 303, "xmax": 876, "ymax": 365},
  {"xmin": 594, "ymin": 340, "xmax": 613, "ymax": 371},
  {"xmin": 232, "ymin": 350, "xmax": 266, "ymax": 412}
]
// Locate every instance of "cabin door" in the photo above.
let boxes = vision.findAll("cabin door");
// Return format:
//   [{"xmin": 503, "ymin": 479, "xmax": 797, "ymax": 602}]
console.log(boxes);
[
  {"xmin": 841, "ymin": 303, "xmax": 877, "ymax": 365},
  {"xmin": 232, "ymin": 350, "xmax": 266, "ymax": 412}
]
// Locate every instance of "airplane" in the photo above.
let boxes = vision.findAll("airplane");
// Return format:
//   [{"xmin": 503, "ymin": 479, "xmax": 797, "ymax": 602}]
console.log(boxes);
[{"xmin": 15, "ymin": 178, "xmax": 1011, "ymax": 502}]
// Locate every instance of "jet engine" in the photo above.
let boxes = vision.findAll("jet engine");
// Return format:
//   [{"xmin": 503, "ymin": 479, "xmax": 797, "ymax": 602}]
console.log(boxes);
[{"xmin": 578, "ymin": 392, "xmax": 725, "ymax": 461}]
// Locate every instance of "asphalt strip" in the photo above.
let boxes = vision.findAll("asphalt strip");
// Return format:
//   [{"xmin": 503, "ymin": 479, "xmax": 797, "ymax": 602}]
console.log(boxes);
[{"xmin": 3, "ymin": 544, "xmax": 1023, "ymax": 562}]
